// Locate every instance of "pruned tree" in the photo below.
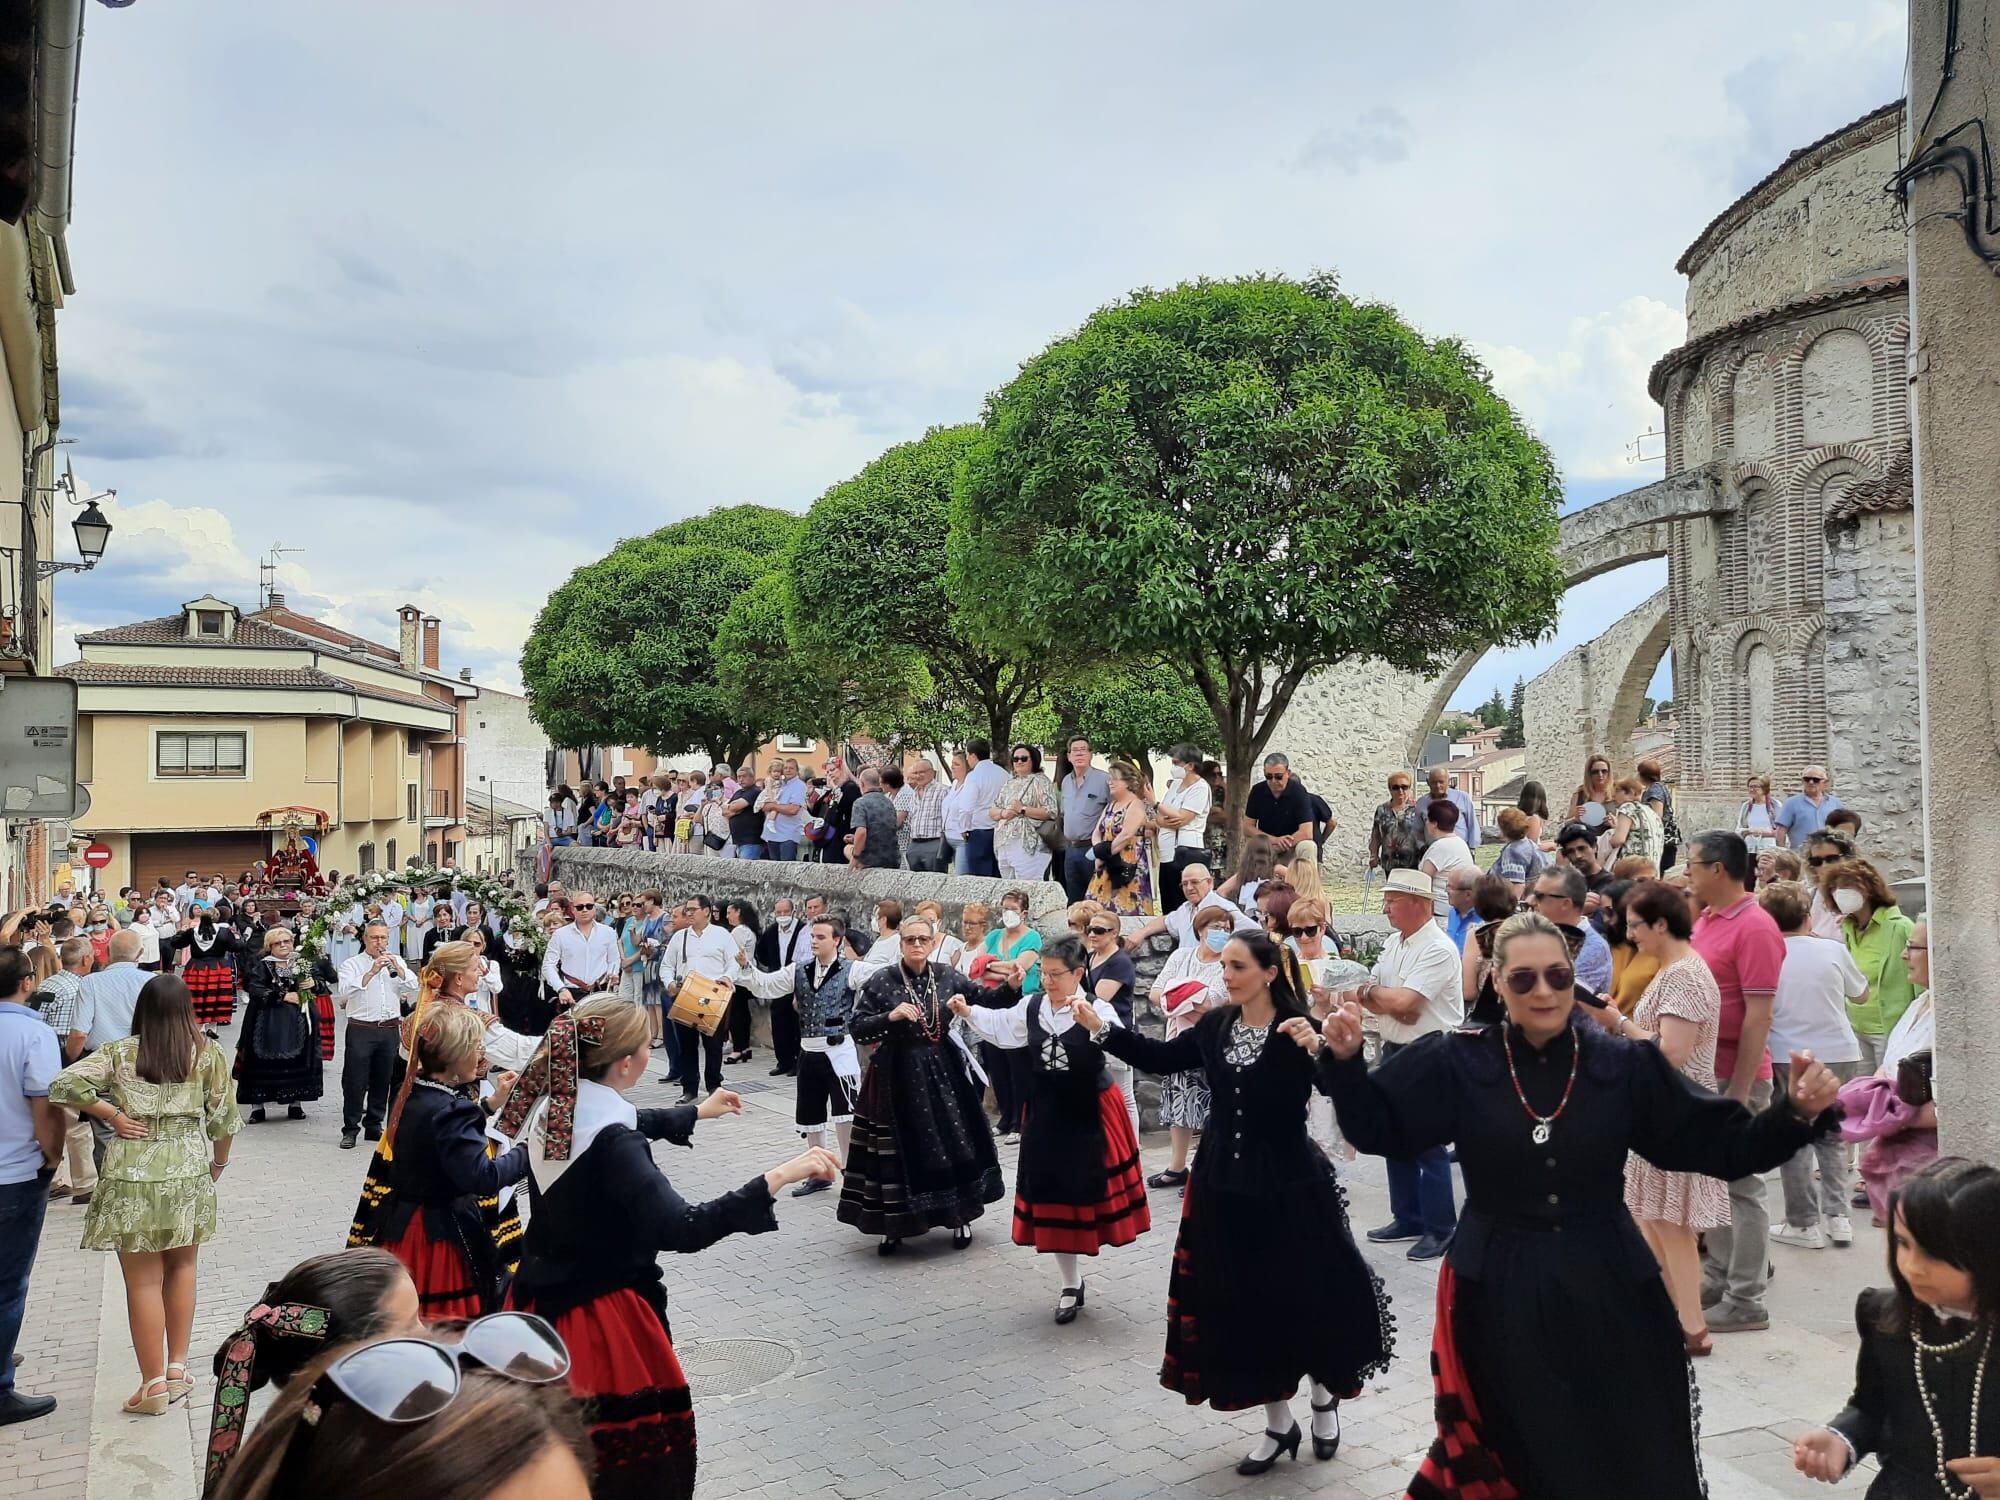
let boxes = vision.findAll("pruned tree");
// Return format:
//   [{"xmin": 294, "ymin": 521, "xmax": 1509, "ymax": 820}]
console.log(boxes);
[
  {"xmin": 952, "ymin": 273, "xmax": 1566, "ymax": 865},
  {"xmin": 714, "ymin": 569, "xmax": 918, "ymax": 748}
]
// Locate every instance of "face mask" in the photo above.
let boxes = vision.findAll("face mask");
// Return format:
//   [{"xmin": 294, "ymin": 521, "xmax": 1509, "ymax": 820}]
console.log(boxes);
[
  {"xmin": 1833, "ymin": 887, "xmax": 1866, "ymax": 917},
  {"xmin": 1000, "ymin": 909, "xmax": 1023, "ymax": 930},
  {"xmin": 1203, "ymin": 928, "xmax": 1228, "ymax": 953}
]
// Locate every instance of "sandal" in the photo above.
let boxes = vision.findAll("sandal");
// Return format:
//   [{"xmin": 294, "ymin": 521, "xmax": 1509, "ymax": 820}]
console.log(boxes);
[
  {"xmin": 165, "ymin": 1362, "xmax": 194, "ymax": 1402},
  {"xmin": 123, "ymin": 1376, "xmax": 171, "ymax": 1416}
]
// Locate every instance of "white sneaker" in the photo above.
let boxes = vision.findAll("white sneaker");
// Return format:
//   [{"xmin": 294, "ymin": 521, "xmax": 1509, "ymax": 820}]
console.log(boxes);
[
  {"xmin": 1771, "ymin": 1221, "xmax": 1826, "ymax": 1250},
  {"xmin": 1826, "ymin": 1215, "xmax": 1854, "ymax": 1247}
]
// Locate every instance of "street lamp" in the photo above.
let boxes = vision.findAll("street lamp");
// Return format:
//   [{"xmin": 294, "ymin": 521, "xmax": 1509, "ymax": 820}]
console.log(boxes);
[{"xmin": 33, "ymin": 481, "xmax": 115, "ymax": 580}]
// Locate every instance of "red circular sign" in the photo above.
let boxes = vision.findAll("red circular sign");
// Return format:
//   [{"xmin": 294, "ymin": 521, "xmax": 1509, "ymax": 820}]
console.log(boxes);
[{"xmin": 82, "ymin": 841, "xmax": 113, "ymax": 869}]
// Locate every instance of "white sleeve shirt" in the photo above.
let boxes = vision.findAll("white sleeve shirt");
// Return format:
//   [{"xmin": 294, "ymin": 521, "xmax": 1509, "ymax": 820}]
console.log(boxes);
[
  {"xmin": 336, "ymin": 951, "xmax": 419, "ymax": 1022},
  {"xmin": 541, "ymin": 923, "xmax": 622, "ymax": 992},
  {"xmin": 662, "ymin": 923, "xmax": 739, "ymax": 987},
  {"xmin": 1371, "ymin": 922, "xmax": 1465, "ymax": 1046}
]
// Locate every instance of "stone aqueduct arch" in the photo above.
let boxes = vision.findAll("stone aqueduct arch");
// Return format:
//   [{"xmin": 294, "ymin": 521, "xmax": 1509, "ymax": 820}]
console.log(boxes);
[{"xmin": 1397, "ymin": 460, "xmax": 1738, "ymax": 764}]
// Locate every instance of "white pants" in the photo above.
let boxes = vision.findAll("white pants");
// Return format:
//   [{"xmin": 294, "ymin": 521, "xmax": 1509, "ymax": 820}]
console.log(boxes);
[
  {"xmin": 1106, "ymin": 1056, "xmax": 1143, "ymax": 1143},
  {"xmin": 997, "ymin": 846, "xmax": 1052, "ymax": 882}
]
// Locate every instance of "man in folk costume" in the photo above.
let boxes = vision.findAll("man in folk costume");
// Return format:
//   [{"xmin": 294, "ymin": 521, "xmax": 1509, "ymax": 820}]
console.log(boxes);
[
  {"xmin": 837, "ymin": 913, "xmax": 1016, "ymax": 1254},
  {"xmin": 735, "ymin": 914, "xmax": 864, "ymax": 1197},
  {"xmin": 497, "ymin": 997, "xmax": 837, "ymax": 1500},
  {"xmin": 540, "ymin": 891, "xmax": 620, "ymax": 1009}
]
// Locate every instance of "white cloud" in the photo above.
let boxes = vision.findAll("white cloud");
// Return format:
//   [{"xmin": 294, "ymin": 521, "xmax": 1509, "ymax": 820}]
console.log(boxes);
[
  {"xmin": 1479, "ymin": 297, "xmax": 1688, "ymax": 481},
  {"xmin": 1295, "ymin": 107, "xmax": 1414, "ymax": 176}
]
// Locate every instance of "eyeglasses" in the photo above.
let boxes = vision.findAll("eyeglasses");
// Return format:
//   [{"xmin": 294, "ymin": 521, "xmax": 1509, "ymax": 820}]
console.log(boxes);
[
  {"xmin": 1086, "ymin": 924, "xmax": 1117, "ymax": 937},
  {"xmin": 1011, "ymin": 754, "xmax": 1031, "ymax": 764},
  {"xmin": 1526, "ymin": 890, "xmax": 1566, "ymax": 906},
  {"xmin": 1802, "ymin": 776, "xmax": 1825, "ymax": 784},
  {"xmin": 1264, "ymin": 772, "xmax": 1285, "ymax": 783},
  {"xmin": 898, "ymin": 934, "xmax": 930, "ymax": 946},
  {"xmin": 1293, "ymin": 925, "xmax": 1322, "ymax": 937},
  {"xmin": 1500, "ymin": 964, "xmax": 1575, "ymax": 995},
  {"xmin": 1806, "ymin": 854, "xmax": 1838, "ymax": 867},
  {"xmin": 572, "ymin": 903, "xmax": 596, "ymax": 911}
]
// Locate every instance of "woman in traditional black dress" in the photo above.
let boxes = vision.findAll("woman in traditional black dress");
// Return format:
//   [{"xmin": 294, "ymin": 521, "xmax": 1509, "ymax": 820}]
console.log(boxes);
[
  {"xmin": 949, "ymin": 935, "xmax": 1151, "ymax": 1324},
  {"xmin": 235, "ymin": 927, "xmax": 331, "ymax": 1122},
  {"xmin": 167, "ymin": 907, "xmax": 243, "ymax": 1036},
  {"xmin": 837, "ymin": 913, "xmax": 1013, "ymax": 1254},
  {"xmin": 1087, "ymin": 929, "xmax": 1392, "ymax": 1476},
  {"xmin": 1318, "ymin": 910, "xmax": 1845, "ymax": 1500},
  {"xmin": 498, "ymin": 997, "xmax": 839, "ymax": 1500}
]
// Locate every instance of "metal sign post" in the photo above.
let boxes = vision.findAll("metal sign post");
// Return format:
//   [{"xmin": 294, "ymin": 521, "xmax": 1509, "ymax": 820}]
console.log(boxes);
[{"xmin": 0, "ymin": 677, "xmax": 81, "ymax": 820}]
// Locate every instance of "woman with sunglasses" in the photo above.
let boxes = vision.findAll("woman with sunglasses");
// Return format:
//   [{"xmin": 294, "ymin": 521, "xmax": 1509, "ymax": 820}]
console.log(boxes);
[
  {"xmin": 208, "ymin": 1320, "xmax": 588, "ymax": 1500},
  {"xmin": 990, "ymin": 742, "xmax": 1057, "ymax": 881},
  {"xmin": 1077, "ymin": 930, "xmax": 1391, "ymax": 1477},
  {"xmin": 1565, "ymin": 754, "xmax": 1615, "ymax": 838},
  {"xmin": 351, "ymin": 1005, "xmax": 527, "ymax": 1324},
  {"xmin": 202, "ymin": 1248, "xmax": 422, "ymax": 1495},
  {"xmin": 948, "ymin": 935, "xmax": 1151, "ymax": 1325},
  {"xmin": 1319, "ymin": 910, "xmax": 1845, "ymax": 1499},
  {"xmin": 1078, "ymin": 906, "xmax": 1145, "ymax": 1147},
  {"xmin": 497, "ymin": 997, "xmax": 838, "ymax": 1500}
]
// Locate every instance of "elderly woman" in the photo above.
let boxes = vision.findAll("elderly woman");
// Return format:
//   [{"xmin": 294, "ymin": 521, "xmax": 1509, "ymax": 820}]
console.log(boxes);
[
  {"xmin": 1087, "ymin": 762, "xmax": 1159, "ymax": 915},
  {"xmin": 990, "ymin": 743, "xmax": 1058, "ymax": 882},
  {"xmin": 235, "ymin": 927, "xmax": 334, "ymax": 1123},
  {"xmin": 1319, "ymin": 910, "xmax": 1842, "ymax": 1499},
  {"xmin": 1823, "ymin": 857, "xmax": 1917, "ymax": 1076},
  {"xmin": 954, "ymin": 901, "xmax": 993, "ymax": 981},
  {"xmin": 1144, "ymin": 904, "xmax": 1234, "ymax": 1189},
  {"xmin": 1843, "ymin": 920, "xmax": 1937, "ymax": 1223},
  {"xmin": 1606, "ymin": 776, "xmax": 1662, "ymax": 865},
  {"xmin": 1367, "ymin": 771, "xmax": 1425, "ymax": 873},
  {"xmin": 1801, "ymin": 826, "xmax": 1858, "ymax": 939}
]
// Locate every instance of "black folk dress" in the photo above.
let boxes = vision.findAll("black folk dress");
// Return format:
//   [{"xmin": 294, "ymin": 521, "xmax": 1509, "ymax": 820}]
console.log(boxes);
[
  {"xmin": 835, "ymin": 962, "xmax": 1009, "ymax": 1240},
  {"xmin": 1100, "ymin": 1006, "xmax": 1393, "ymax": 1411},
  {"xmin": 233, "ymin": 955, "xmax": 330, "ymax": 1106},
  {"xmin": 1320, "ymin": 1021, "xmax": 1831, "ymax": 1500},
  {"xmin": 1828, "ymin": 1289, "xmax": 2000, "ymax": 1500}
]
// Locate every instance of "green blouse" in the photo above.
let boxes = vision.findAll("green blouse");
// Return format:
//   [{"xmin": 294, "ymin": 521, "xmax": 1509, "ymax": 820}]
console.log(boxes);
[
  {"xmin": 1843, "ymin": 905, "xmax": 1918, "ymax": 1039},
  {"xmin": 50, "ymin": 1036, "xmax": 241, "ymax": 1183}
]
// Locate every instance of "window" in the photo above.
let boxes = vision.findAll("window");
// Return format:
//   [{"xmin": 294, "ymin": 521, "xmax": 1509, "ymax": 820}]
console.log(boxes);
[
  {"xmin": 196, "ymin": 611, "xmax": 223, "ymax": 637},
  {"xmin": 407, "ymin": 783, "xmax": 419, "ymax": 823},
  {"xmin": 386, "ymin": 838, "xmax": 398, "ymax": 870},
  {"xmin": 156, "ymin": 731, "xmax": 247, "ymax": 778},
  {"xmin": 775, "ymin": 734, "xmax": 814, "ymax": 753},
  {"xmin": 357, "ymin": 841, "xmax": 376, "ymax": 875}
]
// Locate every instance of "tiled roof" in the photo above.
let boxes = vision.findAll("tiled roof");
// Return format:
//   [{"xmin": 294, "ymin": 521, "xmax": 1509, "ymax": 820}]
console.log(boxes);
[
  {"xmin": 57, "ymin": 661, "xmax": 446, "ymax": 714},
  {"xmin": 76, "ymin": 613, "xmax": 308, "ymax": 649},
  {"xmin": 1676, "ymin": 100, "xmax": 1904, "ymax": 276},
  {"xmin": 247, "ymin": 606, "xmax": 400, "ymax": 662},
  {"xmin": 1647, "ymin": 272, "xmax": 1907, "ymax": 400},
  {"xmin": 1826, "ymin": 450, "xmax": 1915, "ymax": 524}
]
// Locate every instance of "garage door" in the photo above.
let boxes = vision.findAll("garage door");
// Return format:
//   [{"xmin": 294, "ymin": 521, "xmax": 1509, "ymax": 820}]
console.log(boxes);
[{"xmin": 131, "ymin": 833, "xmax": 272, "ymax": 895}]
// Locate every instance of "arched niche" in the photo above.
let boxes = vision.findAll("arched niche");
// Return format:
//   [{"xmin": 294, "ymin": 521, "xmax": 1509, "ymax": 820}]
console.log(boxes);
[{"xmin": 1800, "ymin": 328, "xmax": 1874, "ymax": 447}]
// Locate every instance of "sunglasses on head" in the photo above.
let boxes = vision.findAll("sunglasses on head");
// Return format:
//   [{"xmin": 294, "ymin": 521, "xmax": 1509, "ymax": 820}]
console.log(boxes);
[
  {"xmin": 1500, "ymin": 964, "xmax": 1575, "ymax": 996},
  {"xmin": 308, "ymin": 1314, "xmax": 566, "ymax": 1426}
]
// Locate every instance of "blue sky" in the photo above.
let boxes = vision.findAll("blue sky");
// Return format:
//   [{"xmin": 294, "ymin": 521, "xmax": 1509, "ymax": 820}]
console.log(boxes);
[{"xmin": 50, "ymin": 2, "xmax": 1904, "ymax": 707}]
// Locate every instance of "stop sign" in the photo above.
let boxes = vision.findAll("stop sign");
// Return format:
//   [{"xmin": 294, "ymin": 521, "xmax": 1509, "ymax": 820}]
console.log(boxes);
[{"xmin": 82, "ymin": 841, "xmax": 113, "ymax": 869}]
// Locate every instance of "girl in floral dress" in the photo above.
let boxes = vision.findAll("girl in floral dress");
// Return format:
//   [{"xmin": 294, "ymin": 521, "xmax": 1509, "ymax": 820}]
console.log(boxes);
[{"xmin": 51, "ymin": 974, "xmax": 242, "ymax": 1416}]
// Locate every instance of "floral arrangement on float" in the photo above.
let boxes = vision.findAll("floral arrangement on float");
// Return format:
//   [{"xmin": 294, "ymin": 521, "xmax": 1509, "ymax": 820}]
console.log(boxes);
[{"xmin": 295, "ymin": 865, "xmax": 547, "ymax": 967}]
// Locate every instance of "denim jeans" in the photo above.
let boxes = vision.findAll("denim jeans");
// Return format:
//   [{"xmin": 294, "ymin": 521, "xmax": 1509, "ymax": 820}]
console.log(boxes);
[
  {"xmin": 0, "ymin": 1173, "xmax": 51, "ymax": 1394},
  {"xmin": 765, "ymin": 840, "xmax": 799, "ymax": 863},
  {"xmin": 1060, "ymin": 847, "xmax": 1097, "ymax": 902},
  {"xmin": 733, "ymin": 843, "xmax": 765, "ymax": 861},
  {"xmin": 950, "ymin": 841, "xmax": 972, "ymax": 875},
  {"xmin": 1380, "ymin": 1040, "xmax": 1458, "ymax": 1237},
  {"xmin": 962, "ymin": 828, "xmax": 998, "ymax": 878}
]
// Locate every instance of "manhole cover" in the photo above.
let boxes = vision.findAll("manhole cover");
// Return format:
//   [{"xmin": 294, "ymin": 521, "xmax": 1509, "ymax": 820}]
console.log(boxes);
[{"xmin": 677, "ymin": 1337, "xmax": 796, "ymax": 1398}]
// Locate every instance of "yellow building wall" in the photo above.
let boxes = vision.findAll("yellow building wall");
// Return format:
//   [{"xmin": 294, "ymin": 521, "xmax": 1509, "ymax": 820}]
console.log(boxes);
[
  {"xmin": 305, "ymin": 720, "xmax": 340, "ymax": 785},
  {"xmin": 81, "ymin": 716, "xmax": 311, "ymax": 832},
  {"xmin": 371, "ymin": 727, "xmax": 401, "ymax": 822}
]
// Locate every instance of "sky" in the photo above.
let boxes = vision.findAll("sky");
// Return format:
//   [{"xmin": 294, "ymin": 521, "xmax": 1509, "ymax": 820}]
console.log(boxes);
[{"xmin": 50, "ymin": 1, "xmax": 1906, "ymax": 710}]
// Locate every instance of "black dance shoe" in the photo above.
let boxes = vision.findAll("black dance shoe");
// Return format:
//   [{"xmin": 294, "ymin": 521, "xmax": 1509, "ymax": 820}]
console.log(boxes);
[
  {"xmin": 249, "ymin": 1107, "xmax": 267, "ymax": 1124},
  {"xmin": 1310, "ymin": 1398, "xmax": 1341, "ymax": 1460},
  {"xmin": 878, "ymin": 1237, "xmax": 901, "ymax": 1256},
  {"xmin": 951, "ymin": 1225, "xmax": 972, "ymax": 1250},
  {"xmin": 287, "ymin": 1105, "xmax": 305, "ymax": 1120},
  {"xmin": 1054, "ymin": 1282, "xmax": 1086, "ymax": 1325},
  {"xmin": 1237, "ymin": 1423, "xmax": 1301, "ymax": 1475},
  {"xmin": 790, "ymin": 1176, "xmax": 833, "ymax": 1198},
  {"xmin": 1146, "ymin": 1167, "xmax": 1189, "ymax": 1188}
]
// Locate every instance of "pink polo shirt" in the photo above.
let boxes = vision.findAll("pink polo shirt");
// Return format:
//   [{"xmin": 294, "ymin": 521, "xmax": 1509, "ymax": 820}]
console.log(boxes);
[{"xmin": 1692, "ymin": 893, "xmax": 1784, "ymax": 1083}]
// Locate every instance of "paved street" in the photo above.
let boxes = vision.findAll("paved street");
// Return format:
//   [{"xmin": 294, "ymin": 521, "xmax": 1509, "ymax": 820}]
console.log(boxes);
[{"xmin": 4, "ymin": 1019, "xmax": 1878, "ymax": 1500}]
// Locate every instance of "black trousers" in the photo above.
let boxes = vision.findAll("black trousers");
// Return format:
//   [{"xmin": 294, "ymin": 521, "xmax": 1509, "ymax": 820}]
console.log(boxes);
[
  {"xmin": 982, "ymin": 1040, "xmax": 1033, "ymax": 1133},
  {"xmin": 1160, "ymin": 848, "xmax": 1205, "ymax": 913},
  {"xmin": 342, "ymin": 1022, "xmax": 399, "ymax": 1132},
  {"xmin": 769, "ymin": 989, "xmax": 800, "ymax": 1071},
  {"xmin": 727, "ymin": 986, "xmax": 754, "ymax": 1052},
  {"xmin": 673, "ymin": 1022, "xmax": 725, "ymax": 1093}
]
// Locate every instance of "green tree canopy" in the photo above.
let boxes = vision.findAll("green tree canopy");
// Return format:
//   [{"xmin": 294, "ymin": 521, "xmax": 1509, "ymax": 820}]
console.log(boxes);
[
  {"xmin": 1044, "ymin": 668, "xmax": 1216, "ymax": 768},
  {"xmin": 714, "ymin": 569, "xmax": 918, "ymax": 748},
  {"xmin": 521, "ymin": 505, "xmax": 803, "ymax": 765},
  {"xmin": 1501, "ymin": 675, "xmax": 1527, "ymax": 749},
  {"xmin": 789, "ymin": 424, "xmax": 1044, "ymax": 745},
  {"xmin": 952, "ymin": 273, "xmax": 1566, "ymax": 858}
]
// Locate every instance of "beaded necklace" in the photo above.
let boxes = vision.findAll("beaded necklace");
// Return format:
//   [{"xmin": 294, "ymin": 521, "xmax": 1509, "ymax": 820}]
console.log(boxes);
[
  {"xmin": 1913, "ymin": 1313, "xmax": 1991, "ymax": 1498},
  {"xmin": 1502, "ymin": 1024, "xmax": 1581, "ymax": 1146},
  {"xmin": 896, "ymin": 964, "xmax": 945, "ymax": 1043}
]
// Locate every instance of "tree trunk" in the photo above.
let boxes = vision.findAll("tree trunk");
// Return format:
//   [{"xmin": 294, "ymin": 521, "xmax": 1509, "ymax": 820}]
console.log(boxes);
[{"xmin": 1219, "ymin": 736, "xmax": 1256, "ymax": 878}]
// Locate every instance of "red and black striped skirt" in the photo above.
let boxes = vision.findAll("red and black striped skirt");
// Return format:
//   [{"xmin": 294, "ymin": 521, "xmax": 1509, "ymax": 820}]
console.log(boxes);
[
  {"xmin": 1407, "ymin": 1261, "xmax": 1519, "ymax": 1498},
  {"xmin": 510, "ymin": 1286, "xmax": 697, "ymax": 1500},
  {"xmin": 314, "ymin": 992, "xmax": 336, "ymax": 1060},
  {"xmin": 1012, "ymin": 1085, "xmax": 1152, "ymax": 1254},
  {"xmin": 185, "ymin": 963, "xmax": 238, "ymax": 1028},
  {"xmin": 379, "ymin": 1212, "xmax": 486, "ymax": 1325}
]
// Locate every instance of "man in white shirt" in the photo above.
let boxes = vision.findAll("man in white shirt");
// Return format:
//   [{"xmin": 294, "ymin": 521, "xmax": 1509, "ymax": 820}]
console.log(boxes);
[
  {"xmin": 1123, "ymin": 862, "xmax": 1251, "ymax": 953},
  {"xmin": 735, "ymin": 914, "xmax": 860, "ymax": 1194},
  {"xmin": 334, "ymin": 921, "xmax": 418, "ymax": 1150},
  {"xmin": 661, "ymin": 895, "xmax": 738, "ymax": 1104},
  {"xmin": 1340, "ymin": 868, "xmax": 1463, "ymax": 1262},
  {"xmin": 957, "ymin": 737, "xmax": 1008, "ymax": 877},
  {"xmin": 540, "ymin": 892, "xmax": 620, "ymax": 1007}
]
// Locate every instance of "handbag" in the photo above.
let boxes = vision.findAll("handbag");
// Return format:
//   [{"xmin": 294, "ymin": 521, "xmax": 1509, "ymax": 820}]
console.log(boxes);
[
  {"xmin": 1895, "ymin": 1049, "xmax": 1934, "ymax": 1108},
  {"xmin": 669, "ymin": 971, "xmax": 733, "ymax": 1035},
  {"xmin": 1039, "ymin": 782, "xmax": 1068, "ymax": 856},
  {"xmin": 703, "ymin": 800, "xmax": 729, "ymax": 851}
]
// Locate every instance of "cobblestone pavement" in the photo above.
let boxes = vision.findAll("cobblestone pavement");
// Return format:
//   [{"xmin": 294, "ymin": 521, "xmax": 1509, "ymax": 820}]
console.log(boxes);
[{"xmin": 3, "ymin": 1020, "xmax": 1879, "ymax": 1500}]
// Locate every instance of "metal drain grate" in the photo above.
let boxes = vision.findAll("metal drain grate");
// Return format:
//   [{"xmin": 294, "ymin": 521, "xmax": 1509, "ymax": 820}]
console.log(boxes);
[
  {"xmin": 677, "ymin": 1337, "xmax": 797, "ymax": 1398},
  {"xmin": 723, "ymin": 1078, "xmax": 781, "ymax": 1097}
]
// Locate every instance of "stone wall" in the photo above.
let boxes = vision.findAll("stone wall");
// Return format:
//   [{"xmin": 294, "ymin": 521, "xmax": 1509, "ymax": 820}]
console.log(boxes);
[
  {"xmin": 1279, "ymin": 657, "xmax": 1436, "ymax": 870},
  {"xmin": 1679, "ymin": 104, "xmax": 1904, "ymax": 340},
  {"xmin": 1823, "ymin": 508, "xmax": 1922, "ymax": 878},
  {"xmin": 1524, "ymin": 588, "xmax": 1670, "ymax": 798}
]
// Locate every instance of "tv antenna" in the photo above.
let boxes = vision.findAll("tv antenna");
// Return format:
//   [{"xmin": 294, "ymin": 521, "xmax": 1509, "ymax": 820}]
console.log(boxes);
[
  {"xmin": 1625, "ymin": 425, "xmax": 1666, "ymax": 465},
  {"xmin": 259, "ymin": 543, "xmax": 302, "ymax": 609}
]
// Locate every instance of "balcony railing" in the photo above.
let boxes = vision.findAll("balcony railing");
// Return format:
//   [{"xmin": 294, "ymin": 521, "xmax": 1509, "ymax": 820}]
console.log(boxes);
[{"xmin": 425, "ymin": 788, "xmax": 455, "ymax": 825}]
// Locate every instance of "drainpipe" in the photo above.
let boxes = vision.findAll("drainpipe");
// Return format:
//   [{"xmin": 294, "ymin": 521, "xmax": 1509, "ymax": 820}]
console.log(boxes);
[{"xmin": 35, "ymin": 0, "xmax": 84, "ymax": 297}]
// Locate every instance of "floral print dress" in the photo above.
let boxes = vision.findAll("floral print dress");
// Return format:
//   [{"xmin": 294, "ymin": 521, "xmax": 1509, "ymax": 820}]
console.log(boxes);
[
  {"xmin": 50, "ymin": 1037, "xmax": 242, "ymax": 1253},
  {"xmin": 1087, "ymin": 799, "xmax": 1158, "ymax": 915}
]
